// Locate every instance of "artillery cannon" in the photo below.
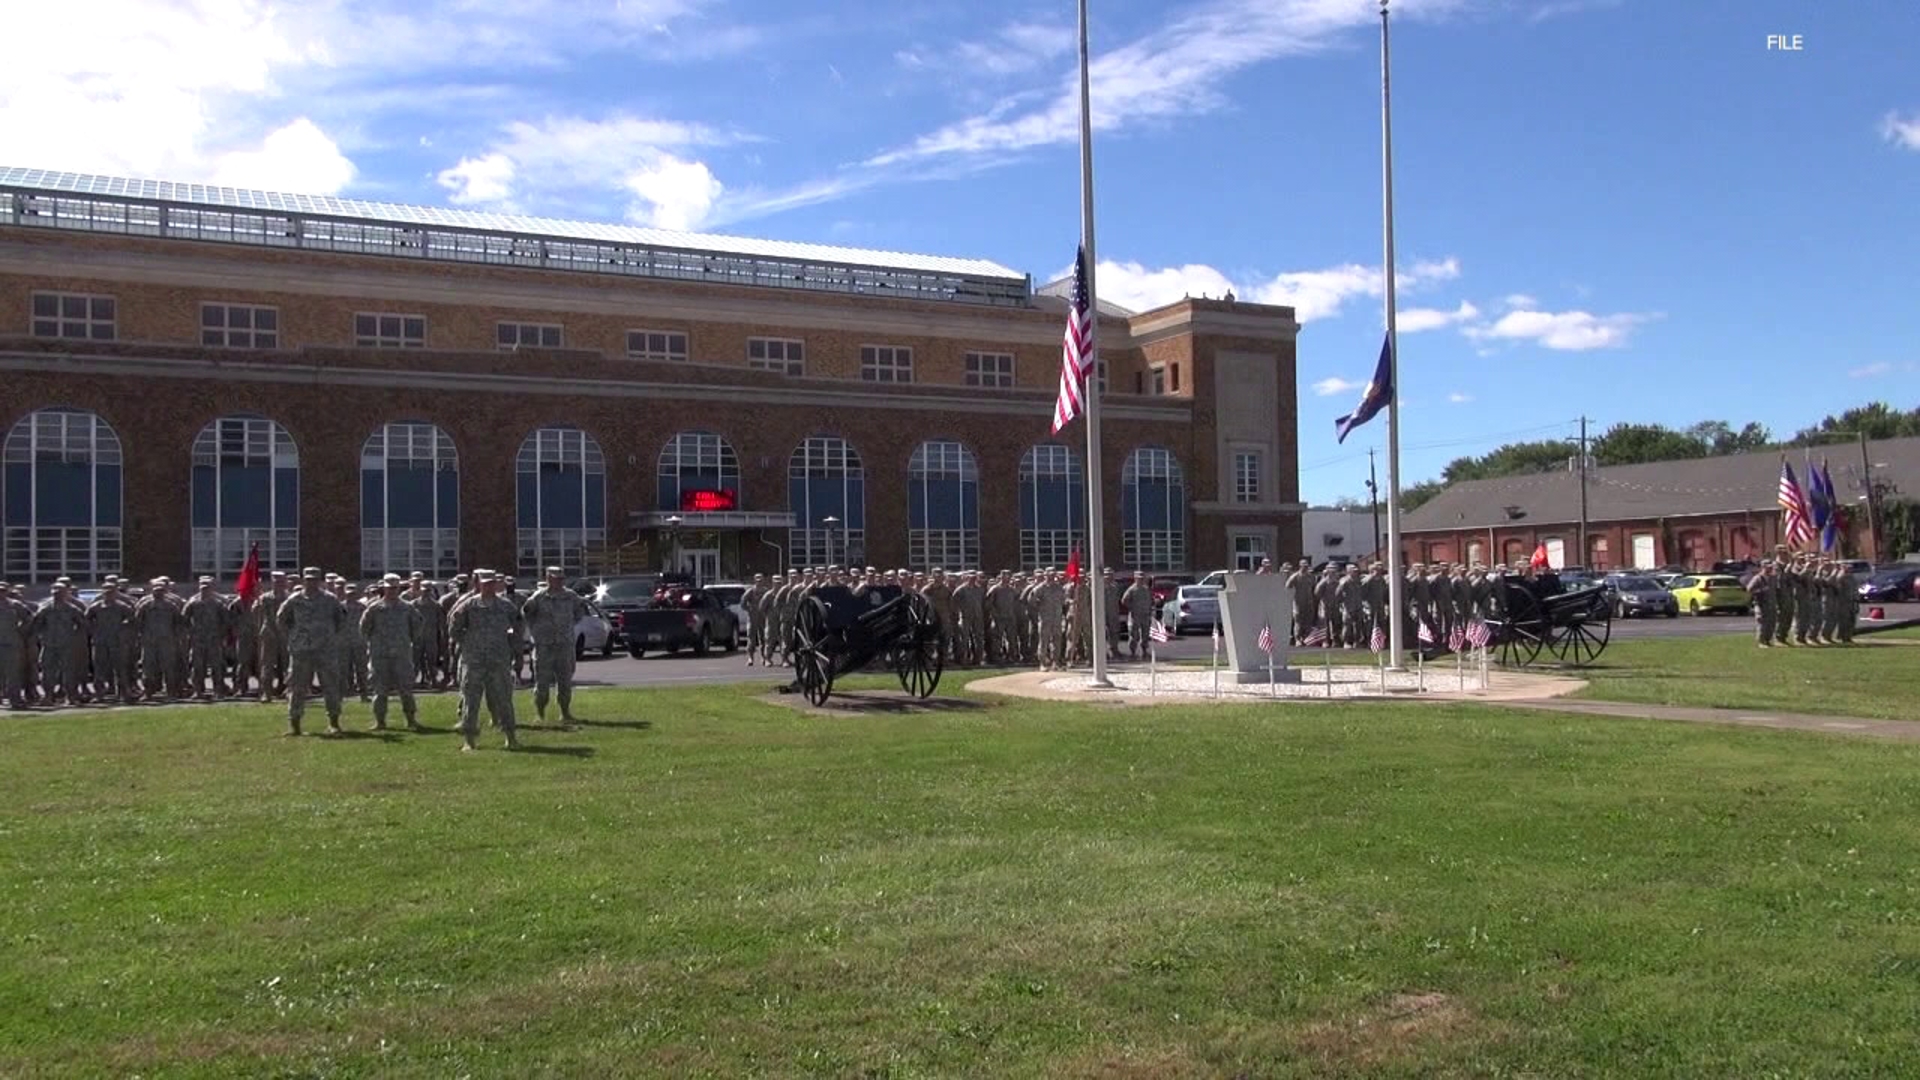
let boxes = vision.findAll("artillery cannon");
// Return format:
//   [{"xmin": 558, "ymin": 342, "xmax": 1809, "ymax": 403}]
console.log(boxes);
[{"xmin": 784, "ymin": 585, "xmax": 945, "ymax": 706}]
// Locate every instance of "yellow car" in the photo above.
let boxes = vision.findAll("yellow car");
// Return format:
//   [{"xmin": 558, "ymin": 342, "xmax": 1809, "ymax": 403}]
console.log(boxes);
[{"xmin": 1667, "ymin": 574, "xmax": 1751, "ymax": 616}]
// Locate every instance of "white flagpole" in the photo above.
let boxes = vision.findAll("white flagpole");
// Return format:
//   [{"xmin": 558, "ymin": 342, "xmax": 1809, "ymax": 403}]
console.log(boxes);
[
  {"xmin": 1378, "ymin": 646, "xmax": 1386, "ymax": 692},
  {"xmin": 1211, "ymin": 626, "xmax": 1220, "ymax": 699},
  {"xmin": 1268, "ymin": 648, "xmax": 1276, "ymax": 697},
  {"xmin": 1381, "ymin": 0, "xmax": 1406, "ymax": 671},
  {"xmin": 1417, "ymin": 646, "xmax": 1425, "ymax": 692},
  {"xmin": 1149, "ymin": 642, "xmax": 1156, "ymax": 695},
  {"xmin": 1324, "ymin": 646, "xmax": 1332, "ymax": 698},
  {"xmin": 1456, "ymin": 641, "xmax": 1463, "ymax": 691},
  {"xmin": 1077, "ymin": 0, "xmax": 1113, "ymax": 689}
]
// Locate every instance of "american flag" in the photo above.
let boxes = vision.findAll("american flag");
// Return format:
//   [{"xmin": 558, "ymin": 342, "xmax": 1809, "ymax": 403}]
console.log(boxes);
[
  {"xmin": 1417, "ymin": 621, "xmax": 1434, "ymax": 644},
  {"xmin": 1466, "ymin": 620, "xmax": 1492, "ymax": 648},
  {"xmin": 1257, "ymin": 624, "xmax": 1274, "ymax": 653},
  {"xmin": 1778, "ymin": 458, "xmax": 1814, "ymax": 548},
  {"xmin": 1302, "ymin": 624, "xmax": 1327, "ymax": 647},
  {"xmin": 1369, "ymin": 625, "xmax": 1385, "ymax": 653},
  {"xmin": 1448, "ymin": 625, "xmax": 1467, "ymax": 653},
  {"xmin": 1051, "ymin": 246, "xmax": 1095, "ymax": 434},
  {"xmin": 1148, "ymin": 620, "xmax": 1170, "ymax": 643}
]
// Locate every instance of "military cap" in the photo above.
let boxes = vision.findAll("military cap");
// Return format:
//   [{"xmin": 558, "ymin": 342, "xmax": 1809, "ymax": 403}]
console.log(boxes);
[
  {"xmin": 473, "ymin": 569, "xmax": 498, "ymax": 582},
  {"xmin": 544, "ymin": 566, "xmax": 565, "ymax": 577},
  {"xmin": 197, "ymin": 575, "xmax": 214, "ymax": 585},
  {"xmin": 382, "ymin": 573, "xmax": 403, "ymax": 584},
  {"xmin": 51, "ymin": 580, "xmax": 69, "ymax": 590},
  {"xmin": 270, "ymin": 570, "xmax": 287, "ymax": 579},
  {"xmin": 410, "ymin": 570, "xmax": 425, "ymax": 579},
  {"xmin": 453, "ymin": 573, "xmax": 470, "ymax": 583},
  {"xmin": 302, "ymin": 567, "xmax": 323, "ymax": 580}
]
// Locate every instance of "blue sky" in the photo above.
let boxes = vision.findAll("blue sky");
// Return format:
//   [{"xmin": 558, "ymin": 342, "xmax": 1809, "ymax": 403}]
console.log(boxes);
[{"xmin": 5, "ymin": 0, "xmax": 1916, "ymax": 504}]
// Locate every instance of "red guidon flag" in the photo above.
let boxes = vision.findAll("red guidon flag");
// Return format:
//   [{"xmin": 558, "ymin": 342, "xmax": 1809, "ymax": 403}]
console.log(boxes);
[
  {"xmin": 1065, "ymin": 546, "xmax": 1082, "ymax": 584},
  {"xmin": 233, "ymin": 541, "xmax": 262, "ymax": 605}
]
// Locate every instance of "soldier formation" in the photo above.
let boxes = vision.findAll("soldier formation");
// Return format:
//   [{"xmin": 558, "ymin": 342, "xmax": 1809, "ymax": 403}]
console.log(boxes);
[
  {"xmin": 1745, "ymin": 548, "xmax": 1861, "ymax": 648},
  {"xmin": 1271, "ymin": 558, "xmax": 1509, "ymax": 649},
  {"xmin": 0, "ymin": 566, "xmax": 587, "ymax": 752}
]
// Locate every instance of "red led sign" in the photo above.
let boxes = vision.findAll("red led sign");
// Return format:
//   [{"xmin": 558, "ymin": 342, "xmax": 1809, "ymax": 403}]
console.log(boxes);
[{"xmin": 680, "ymin": 489, "xmax": 738, "ymax": 512}]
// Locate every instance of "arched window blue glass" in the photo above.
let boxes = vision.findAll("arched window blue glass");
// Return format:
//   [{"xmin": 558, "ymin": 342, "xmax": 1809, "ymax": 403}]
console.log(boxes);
[
  {"xmin": 361, "ymin": 422, "xmax": 459, "ymax": 576},
  {"xmin": 788, "ymin": 436, "xmax": 864, "ymax": 568},
  {"xmin": 657, "ymin": 431, "xmax": 741, "ymax": 511},
  {"xmin": 1121, "ymin": 447, "xmax": 1186, "ymax": 571},
  {"xmin": 2, "ymin": 407, "xmax": 123, "ymax": 582},
  {"xmin": 515, "ymin": 426, "xmax": 605, "ymax": 576},
  {"xmin": 190, "ymin": 414, "xmax": 299, "ymax": 576},
  {"xmin": 907, "ymin": 439, "xmax": 979, "ymax": 570},
  {"xmin": 1018, "ymin": 443, "xmax": 1083, "ymax": 570}
]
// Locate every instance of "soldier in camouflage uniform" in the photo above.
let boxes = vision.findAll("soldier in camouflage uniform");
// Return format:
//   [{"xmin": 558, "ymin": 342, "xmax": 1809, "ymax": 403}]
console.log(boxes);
[
  {"xmin": 337, "ymin": 583, "xmax": 370, "ymax": 699},
  {"xmin": 135, "ymin": 579, "xmax": 186, "ymax": 701},
  {"xmin": 925, "ymin": 570, "xmax": 956, "ymax": 662},
  {"xmin": 1361, "ymin": 562, "xmax": 1389, "ymax": 639},
  {"xmin": 741, "ymin": 573, "xmax": 768, "ymax": 667},
  {"xmin": 450, "ymin": 569, "xmax": 524, "ymax": 751},
  {"xmin": 757, "ymin": 575, "xmax": 783, "ymax": 666},
  {"xmin": 1749, "ymin": 559, "xmax": 1778, "ymax": 647},
  {"xmin": 1339, "ymin": 565, "xmax": 1365, "ymax": 647},
  {"xmin": 88, "ymin": 579, "xmax": 137, "ymax": 704},
  {"xmin": 0, "ymin": 584, "xmax": 27, "ymax": 709},
  {"xmin": 522, "ymin": 566, "xmax": 585, "ymax": 725},
  {"xmin": 361, "ymin": 574, "xmax": 425, "ymax": 731},
  {"xmin": 183, "ymin": 576, "xmax": 232, "ymax": 698},
  {"xmin": 228, "ymin": 589, "xmax": 258, "ymax": 698},
  {"xmin": 440, "ymin": 574, "xmax": 471, "ymax": 687},
  {"xmin": 1771, "ymin": 547, "xmax": 1796, "ymax": 646},
  {"xmin": 254, "ymin": 572, "xmax": 292, "ymax": 700},
  {"xmin": 31, "ymin": 582, "xmax": 90, "ymax": 706},
  {"xmin": 279, "ymin": 567, "xmax": 348, "ymax": 736},
  {"xmin": 408, "ymin": 574, "xmax": 443, "ymax": 690},
  {"xmin": 1121, "ymin": 572, "xmax": 1155, "ymax": 659},
  {"xmin": 1287, "ymin": 563, "xmax": 1316, "ymax": 646},
  {"xmin": 1034, "ymin": 570, "xmax": 1067, "ymax": 671}
]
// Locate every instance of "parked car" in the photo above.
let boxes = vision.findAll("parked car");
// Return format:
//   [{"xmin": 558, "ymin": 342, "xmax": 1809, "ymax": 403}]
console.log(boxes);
[
  {"xmin": 1858, "ymin": 566, "xmax": 1920, "ymax": 603},
  {"xmin": 1159, "ymin": 584, "xmax": 1221, "ymax": 635},
  {"xmin": 574, "ymin": 600, "xmax": 617, "ymax": 658},
  {"xmin": 703, "ymin": 582, "xmax": 752, "ymax": 644},
  {"xmin": 1600, "ymin": 573, "xmax": 1678, "ymax": 618},
  {"xmin": 1149, "ymin": 574, "xmax": 1196, "ymax": 614},
  {"xmin": 576, "ymin": 575, "xmax": 660, "ymax": 647},
  {"xmin": 620, "ymin": 587, "xmax": 739, "ymax": 658},
  {"xmin": 1841, "ymin": 559, "xmax": 1873, "ymax": 586},
  {"xmin": 1668, "ymin": 574, "xmax": 1751, "ymax": 615}
]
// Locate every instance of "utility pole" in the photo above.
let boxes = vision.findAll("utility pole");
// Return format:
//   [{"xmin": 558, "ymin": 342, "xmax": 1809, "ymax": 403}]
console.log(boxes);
[
  {"xmin": 1858, "ymin": 430, "xmax": 1880, "ymax": 561},
  {"xmin": 1576, "ymin": 416, "xmax": 1590, "ymax": 569},
  {"xmin": 1367, "ymin": 447, "xmax": 1381, "ymax": 560}
]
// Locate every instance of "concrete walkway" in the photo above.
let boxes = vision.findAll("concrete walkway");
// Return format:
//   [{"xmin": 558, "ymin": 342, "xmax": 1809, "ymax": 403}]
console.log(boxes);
[{"xmin": 1480, "ymin": 698, "xmax": 1920, "ymax": 742}]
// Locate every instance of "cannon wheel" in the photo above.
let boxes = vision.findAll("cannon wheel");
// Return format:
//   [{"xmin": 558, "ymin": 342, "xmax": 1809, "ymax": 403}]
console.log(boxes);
[
  {"xmin": 895, "ymin": 592, "xmax": 945, "ymax": 699},
  {"xmin": 791, "ymin": 597, "xmax": 835, "ymax": 707},
  {"xmin": 1493, "ymin": 584, "xmax": 1547, "ymax": 668},
  {"xmin": 1548, "ymin": 596, "xmax": 1613, "ymax": 666}
]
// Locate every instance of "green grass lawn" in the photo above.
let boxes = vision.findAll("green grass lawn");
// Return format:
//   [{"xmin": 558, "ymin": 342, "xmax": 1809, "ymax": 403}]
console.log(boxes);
[
  {"xmin": 7, "ymin": 678, "xmax": 1920, "ymax": 1077},
  {"xmin": 1569, "ymin": 630, "xmax": 1920, "ymax": 720}
]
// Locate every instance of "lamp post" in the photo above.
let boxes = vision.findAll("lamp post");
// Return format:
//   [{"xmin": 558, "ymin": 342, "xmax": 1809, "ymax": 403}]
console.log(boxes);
[
  {"xmin": 665, "ymin": 514, "xmax": 683, "ymax": 574},
  {"xmin": 822, "ymin": 516, "xmax": 841, "ymax": 568}
]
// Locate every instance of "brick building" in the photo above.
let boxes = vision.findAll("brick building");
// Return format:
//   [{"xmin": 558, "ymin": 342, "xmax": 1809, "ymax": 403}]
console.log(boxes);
[
  {"xmin": 1398, "ymin": 437, "xmax": 1920, "ymax": 571},
  {"xmin": 0, "ymin": 168, "xmax": 1304, "ymax": 584}
]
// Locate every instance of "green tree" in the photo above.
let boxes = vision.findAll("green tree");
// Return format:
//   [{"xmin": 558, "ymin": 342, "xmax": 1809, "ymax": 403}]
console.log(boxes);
[
  {"xmin": 1686, "ymin": 420, "xmax": 1772, "ymax": 455},
  {"xmin": 1440, "ymin": 440, "xmax": 1578, "ymax": 484},
  {"xmin": 1328, "ymin": 494, "xmax": 1371, "ymax": 512},
  {"xmin": 1878, "ymin": 496, "xmax": 1918, "ymax": 562},
  {"xmin": 1592, "ymin": 423, "xmax": 1708, "ymax": 466},
  {"xmin": 1792, "ymin": 403, "xmax": 1920, "ymax": 445},
  {"xmin": 1400, "ymin": 479, "xmax": 1447, "ymax": 512}
]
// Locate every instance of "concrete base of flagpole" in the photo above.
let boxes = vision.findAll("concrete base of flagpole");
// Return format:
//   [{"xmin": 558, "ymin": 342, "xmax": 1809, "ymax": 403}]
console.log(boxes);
[{"xmin": 1082, "ymin": 678, "xmax": 1117, "ymax": 690}]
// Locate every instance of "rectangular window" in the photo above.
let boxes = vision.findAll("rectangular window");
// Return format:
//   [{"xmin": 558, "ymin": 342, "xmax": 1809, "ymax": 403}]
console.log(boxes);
[
  {"xmin": 1231, "ymin": 534, "xmax": 1267, "ymax": 571},
  {"xmin": 626, "ymin": 329, "xmax": 689, "ymax": 361},
  {"xmin": 1149, "ymin": 364, "xmax": 1168, "ymax": 395},
  {"xmin": 1233, "ymin": 451, "xmax": 1261, "ymax": 504},
  {"xmin": 1171, "ymin": 363, "xmax": 1181, "ymax": 392},
  {"xmin": 354, "ymin": 312, "xmax": 426, "ymax": 348},
  {"xmin": 1096, "ymin": 360, "xmax": 1108, "ymax": 394},
  {"xmin": 748, "ymin": 337, "xmax": 805, "ymax": 375},
  {"xmin": 963, "ymin": 351, "xmax": 1014, "ymax": 388},
  {"xmin": 31, "ymin": 292, "xmax": 116, "ymax": 341},
  {"xmin": 497, "ymin": 322, "xmax": 563, "ymax": 349},
  {"xmin": 860, "ymin": 345, "xmax": 913, "ymax": 383},
  {"xmin": 201, "ymin": 303, "xmax": 279, "ymax": 348}
]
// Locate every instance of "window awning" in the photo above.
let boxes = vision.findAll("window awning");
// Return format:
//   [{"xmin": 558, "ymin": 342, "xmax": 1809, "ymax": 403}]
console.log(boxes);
[{"xmin": 629, "ymin": 510, "xmax": 796, "ymax": 530}]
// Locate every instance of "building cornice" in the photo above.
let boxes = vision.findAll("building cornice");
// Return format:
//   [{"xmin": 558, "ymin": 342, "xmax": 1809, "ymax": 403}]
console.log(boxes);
[
  {"xmin": 0, "ymin": 348, "xmax": 1198, "ymax": 423},
  {"xmin": 1126, "ymin": 304, "xmax": 1300, "ymax": 345},
  {"xmin": 1192, "ymin": 501, "xmax": 1309, "ymax": 514}
]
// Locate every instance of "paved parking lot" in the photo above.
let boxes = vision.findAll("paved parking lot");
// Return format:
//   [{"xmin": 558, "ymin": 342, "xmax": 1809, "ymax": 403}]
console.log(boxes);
[{"xmin": 573, "ymin": 602, "xmax": 1920, "ymax": 689}]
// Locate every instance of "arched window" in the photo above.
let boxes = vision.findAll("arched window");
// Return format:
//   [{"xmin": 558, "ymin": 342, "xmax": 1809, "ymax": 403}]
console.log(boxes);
[
  {"xmin": 908, "ymin": 439, "xmax": 979, "ymax": 570},
  {"xmin": 2, "ymin": 407, "xmax": 123, "ymax": 582},
  {"xmin": 1018, "ymin": 443, "xmax": 1083, "ymax": 570},
  {"xmin": 658, "ymin": 431, "xmax": 741, "ymax": 511},
  {"xmin": 361, "ymin": 422, "xmax": 459, "ymax": 576},
  {"xmin": 788, "ymin": 436, "xmax": 864, "ymax": 568},
  {"xmin": 1120, "ymin": 447, "xmax": 1185, "ymax": 571},
  {"xmin": 515, "ymin": 426, "xmax": 606, "ymax": 577},
  {"xmin": 191, "ymin": 414, "xmax": 299, "ymax": 575}
]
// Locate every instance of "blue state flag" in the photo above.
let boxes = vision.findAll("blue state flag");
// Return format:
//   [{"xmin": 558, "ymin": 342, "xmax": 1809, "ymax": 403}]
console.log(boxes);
[
  {"xmin": 1816, "ymin": 461, "xmax": 1841, "ymax": 552},
  {"xmin": 1334, "ymin": 335, "xmax": 1394, "ymax": 444}
]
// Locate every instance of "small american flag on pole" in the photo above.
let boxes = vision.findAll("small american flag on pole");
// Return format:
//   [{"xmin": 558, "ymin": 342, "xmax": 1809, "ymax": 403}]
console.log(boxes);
[
  {"xmin": 1369, "ymin": 625, "xmax": 1385, "ymax": 653},
  {"xmin": 1448, "ymin": 625, "xmax": 1467, "ymax": 653},
  {"xmin": 1051, "ymin": 246, "xmax": 1095, "ymax": 434},
  {"xmin": 1148, "ymin": 620, "xmax": 1171, "ymax": 643},
  {"xmin": 1257, "ymin": 624, "xmax": 1274, "ymax": 654},
  {"xmin": 1466, "ymin": 620, "xmax": 1492, "ymax": 648},
  {"xmin": 1417, "ymin": 621, "xmax": 1435, "ymax": 645},
  {"xmin": 1302, "ymin": 624, "xmax": 1328, "ymax": 647}
]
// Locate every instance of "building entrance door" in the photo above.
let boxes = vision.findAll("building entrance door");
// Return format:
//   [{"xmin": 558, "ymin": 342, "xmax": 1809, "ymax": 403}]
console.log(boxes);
[{"xmin": 685, "ymin": 549, "xmax": 721, "ymax": 583}]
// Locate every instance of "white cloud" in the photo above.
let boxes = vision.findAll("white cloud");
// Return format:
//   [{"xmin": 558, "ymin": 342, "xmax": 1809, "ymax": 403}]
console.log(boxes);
[
  {"xmin": 1882, "ymin": 110, "xmax": 1920, "ymax": 151},
  {"xmin": 1448, "ymin": 392, "xmax": 1474, "ymax": 404},
  {"xmin": 1397, "ymin": 300, "xmax": 1480, "ymax": 333},
  {"xmin": 435, "ymin": 114, "xmax": 741, "ymax": 227},
  {"xmin": 208, "ymin": 117, "xmax": 357, "ymax": 194},
  {"xmin": 1503, "ymin": 293, "xmax": 1538, "ymax": 309},
  {"xmin": 1849, "ymin": 362, "xmax": 1893, "ymax": 379},
  {"xmin": 950, "ymin": 21, "xmax": 1077, "ymax": 77},
  {"xmin": 1089, "ymin": 256, "xmax": 1461, "ymax": 322},
  {"xmin": 869, "ymin": 0, "xmax": 1467, "ymax": 168},
  {"xmin": 1464, "ymin": 308, "xmax": 1656, "ymax": 350},
  {"xmin": 624, "ymin": 154, "xmax": 724, "ymax": 231},
  {"xmin": 1313, "ymin": 377, "xmax": 1361, "ymax": 397}
]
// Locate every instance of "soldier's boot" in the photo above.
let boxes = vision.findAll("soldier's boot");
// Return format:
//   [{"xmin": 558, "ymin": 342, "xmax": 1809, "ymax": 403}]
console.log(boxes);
[
  {"xmin": 326, "ymin": 714, "xmax": 344, "ymax": 737},
  {"xmin": 534, "ymin": 686, "xmax": 550, "ymax": 723},
  {"xmin": 559, "ymin": 687, "xmax": 577, "ymax": 725},
  {"xmin": 406, "ymin": 712, "xmax": 424, "ymax": 732},
  {"xmin": 503, "ymin": 727, "xmax": 521, "ymax": 751}
]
